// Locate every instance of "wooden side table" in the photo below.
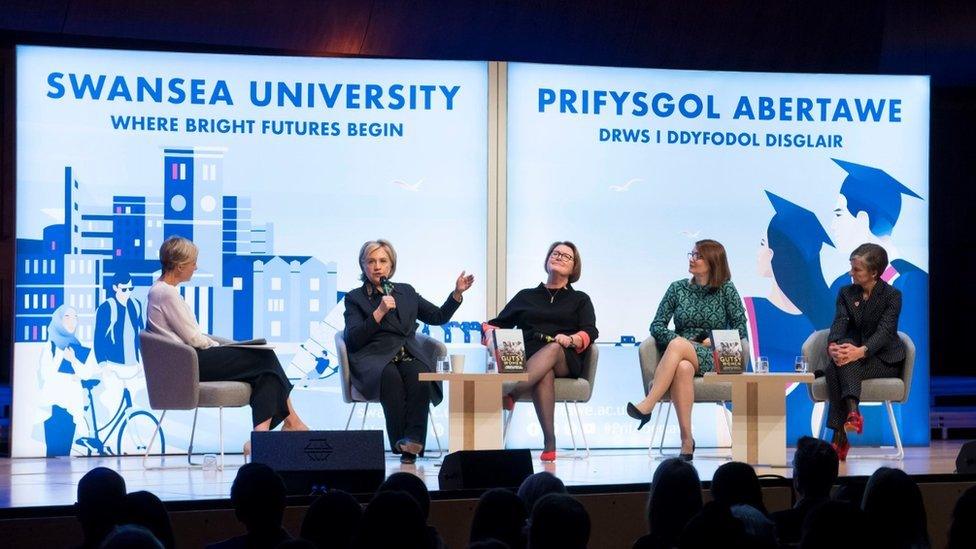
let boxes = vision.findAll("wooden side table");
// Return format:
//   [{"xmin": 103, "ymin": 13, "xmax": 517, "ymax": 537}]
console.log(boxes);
[
  {"xmin": 703, "ymin": 372, "xmax": 815, "ymax": 466},
  {"xmin": 418, "ymin": 372, "xmax": 530, "ymax": 451}
]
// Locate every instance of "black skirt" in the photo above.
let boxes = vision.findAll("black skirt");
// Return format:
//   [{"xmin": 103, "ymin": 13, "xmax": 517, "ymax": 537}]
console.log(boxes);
[
  {"xmin": 525, "ymin": 338, "xmax": 583, "ymax": 379},
  {"xmin": 195, "ymin": 346, "xmax": 293, "ymax": 429}
]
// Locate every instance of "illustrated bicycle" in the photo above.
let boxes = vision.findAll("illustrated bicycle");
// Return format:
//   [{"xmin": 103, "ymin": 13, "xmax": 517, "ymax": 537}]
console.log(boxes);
[{"xmin": 75, "ymin": 378, "xmax": 165, "ymax": 456}]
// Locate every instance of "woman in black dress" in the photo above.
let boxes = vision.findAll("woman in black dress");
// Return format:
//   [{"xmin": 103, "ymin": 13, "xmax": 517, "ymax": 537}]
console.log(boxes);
[
  {"xmin": 485, "ymin": 241, "xmax": 598, "ymax": 461},
  {"xmin": 823, "ymin": 243, "xmax": 905, "ymax": 460}
]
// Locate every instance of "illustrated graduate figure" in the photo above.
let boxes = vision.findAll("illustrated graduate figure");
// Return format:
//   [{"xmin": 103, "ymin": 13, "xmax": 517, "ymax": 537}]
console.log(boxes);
[
  {"xmin": 747, "ymin": 191, "xmax": 834, "ymax": 439},
  {"xmin": 828, "ymin": 158, "xmax": 927, "ymax": 443}
]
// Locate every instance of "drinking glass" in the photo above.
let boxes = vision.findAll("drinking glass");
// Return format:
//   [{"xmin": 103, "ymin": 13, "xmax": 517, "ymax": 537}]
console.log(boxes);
[
  {"xmin": 436, "ymin": 358, "xmax": 452, "ymax": 374},
  {"xmin": 794, "ymin": 355, "xmax": 809, "ymax": 373},
  {"xmin": 755, "ymin": 356, "xmax": 770, "ymax": 374}
]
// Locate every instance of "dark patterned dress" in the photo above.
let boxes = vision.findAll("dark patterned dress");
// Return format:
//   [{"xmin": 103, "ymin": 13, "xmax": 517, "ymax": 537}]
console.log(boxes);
[{"xmin": 650, "ymin": 279, "xmax": 748, "ymax": 374}]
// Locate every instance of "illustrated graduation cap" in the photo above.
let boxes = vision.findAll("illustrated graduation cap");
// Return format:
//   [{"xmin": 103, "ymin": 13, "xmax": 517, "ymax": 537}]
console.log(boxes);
[
  {"xmin": 765, "ymin": 191, "xmax": 836, "ymax": 328},
  {"xmin": 766, "ymin": 191, "xmax": 834, "ymax": 258},
  {"xmin": 833, "ymin": 158, "xmax": 923, "ymax": 237}
]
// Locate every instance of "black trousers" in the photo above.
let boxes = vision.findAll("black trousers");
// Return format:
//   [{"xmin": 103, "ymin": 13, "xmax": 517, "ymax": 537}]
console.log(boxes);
[
  {"xmin": 820, "ymin": 353, "xmax": 902, "ymax": 431},
  {"xmin": 196, "ymin": 347, "xmax": 293, "ymax": 429},
  {"xmin": 379, "ymin": 360, "xmax": 430, "ymax": 451}
]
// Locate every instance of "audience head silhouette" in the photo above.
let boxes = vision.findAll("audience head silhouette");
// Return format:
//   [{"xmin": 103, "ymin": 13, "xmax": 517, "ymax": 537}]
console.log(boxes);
[
  {"xmin": 231, "ymin": 463, "xmax": 287, "ymax": 532},
  {"xmin": 517, "ymin": 472, "xmax": 567, "ymax": 513},
  {"xmin": 470, "ymin": 488, "xmax": 527, "ymax": 549},
  {"xmin": 76, "ymin": 467, "xmax": 128, "ymax": 549},
  {"xmin": 644, "ymin": 457, "xmax": 702, "ymax": 548},
  {"xmin": 528, "ymin": 493, "xmax": 589, "ymax": 549},
  {"xmin": 948, "ymin": 485, "xmax": 976, "ymax": 549},
  {"xmin": 124, "ymin": 491, "xmax": 174, "ymax": 549},
  {"xmin": 730, "ymin": 504, "xmax": 776, "ymax": 549},
  {"xmin": 679, "ymin": 501, "xmax": 750, "ymax": 548},
  {"xmin": 800, "ymin": 500, "xmax": 870, "ymax": 549},
  {"xmin": 711, "ymin": 461, "xmax": 767, "ymax": 514},
  {"xmin": 300, "ymin": 490, "xmax": 362, "ymax": 549},
  {"xmin": 378, "ymin": 472, "xmax": 432, "ymax": 520},
  {"xmin": 793, "ymin": 436, "xmax": 839, "ymax": 499},
  {"xmin": 862, "ymin": 467, "xmax": 929, "ymax": 548},
  {"xmin": 356, "ymin": 490, "xmax": 426, "ymax": 548},
  {"xmin": 100, "ymin": 524, "xmax": 164, "ymax": 549}
]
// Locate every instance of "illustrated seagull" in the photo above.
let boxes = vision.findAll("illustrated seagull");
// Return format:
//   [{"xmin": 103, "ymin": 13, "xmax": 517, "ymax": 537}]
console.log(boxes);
[
  {"xmin": 681, "ymin": 230, "xmax": 701, "ymax": 238},
  {"xmin": 393, "ymin": 178, "xmax": 424, "ymax": 192},
  {"xmin": 609, "ymin": 178, "xmax": 641, "ymax": 192}
]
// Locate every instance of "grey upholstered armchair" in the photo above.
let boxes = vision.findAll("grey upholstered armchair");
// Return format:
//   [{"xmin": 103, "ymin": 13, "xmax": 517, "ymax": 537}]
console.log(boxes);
[
  {"xmin": 802, "ymin": 329, "xmax": 916, "ymax": 460},
  {"xmin": 334, "ymin": 331, "xmax": 446, "ymax": 457},
  {"xmin": 638, "ymin": 336, "xmax": 749, "ymax": 457},
  {"xmin": 139, "ymin": 330, "xmax": 252, "ymax": 469},
  {"xmin": 502, "ymin": 344, "xmax": 600, "ymax": 459}
]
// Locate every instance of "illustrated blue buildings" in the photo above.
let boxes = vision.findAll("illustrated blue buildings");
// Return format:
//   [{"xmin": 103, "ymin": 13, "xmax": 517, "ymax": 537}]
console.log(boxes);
[
  {"xmin": 16, "ymin": 149, "xmax": 339, "ymax": 345},
  {"xmin": 14, "ymin": 223, "xmax": 65, "ymax": 342},
  {"xmin": 253, "ymin": 257, "xmax": 337, "ymax": 342}
]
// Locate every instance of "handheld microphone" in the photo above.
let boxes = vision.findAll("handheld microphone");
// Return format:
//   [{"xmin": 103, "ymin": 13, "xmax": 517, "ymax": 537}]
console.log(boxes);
[
  {"xmin": 536, "ymin": 332, "xmax": 576, "ymax": 348},
  {"xmin": 380, "ymin": 276, "xmax": 394, "ymax": 295}
]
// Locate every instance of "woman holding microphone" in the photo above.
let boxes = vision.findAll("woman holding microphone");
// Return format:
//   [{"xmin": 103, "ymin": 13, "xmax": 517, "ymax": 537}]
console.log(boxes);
[{"xmin": 343, "ymin": 239, "xmax": 474, "ymax": 463}]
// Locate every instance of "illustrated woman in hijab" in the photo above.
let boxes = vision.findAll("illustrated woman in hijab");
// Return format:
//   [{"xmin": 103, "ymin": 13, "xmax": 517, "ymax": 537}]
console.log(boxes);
[
  {"xmin": 745, "ymin": 192, "xmax": 835, "ymax": 440},
  {"xmin": 38, "ymin": 305, "xmax": 95, "ymax": 453}
]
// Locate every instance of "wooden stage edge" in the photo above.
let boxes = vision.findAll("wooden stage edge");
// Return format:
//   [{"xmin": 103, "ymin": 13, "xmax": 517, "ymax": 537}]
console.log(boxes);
[{"xmin": 0, "ymin": 441, "xmax": 974, "ymax": 548}]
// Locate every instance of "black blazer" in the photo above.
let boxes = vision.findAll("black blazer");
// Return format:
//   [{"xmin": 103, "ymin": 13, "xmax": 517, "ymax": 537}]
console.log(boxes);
[
  {"xmin": 343, "ymin": 282, "xmax": 461, "ymax": 405},
  {"xmin": 827, "ymin": 280, "xmax": 905, "ymax": 364}
]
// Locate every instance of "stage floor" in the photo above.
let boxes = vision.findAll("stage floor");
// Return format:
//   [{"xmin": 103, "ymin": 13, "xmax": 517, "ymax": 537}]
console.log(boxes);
[{"xmin": 0, "ymin": 441, "xmax": 964, "ymax": 511}]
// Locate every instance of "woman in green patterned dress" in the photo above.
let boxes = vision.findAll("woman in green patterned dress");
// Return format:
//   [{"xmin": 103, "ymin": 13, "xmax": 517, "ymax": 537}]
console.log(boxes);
[{"xmin": 626, "ymin": 239, "xmax": 748, "ymax": 460}]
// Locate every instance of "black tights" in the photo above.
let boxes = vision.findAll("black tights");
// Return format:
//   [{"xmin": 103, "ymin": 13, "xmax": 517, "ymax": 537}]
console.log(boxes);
[{"xmin": 508, "ymin": 343, "xmax": 570, "ymax": 452}]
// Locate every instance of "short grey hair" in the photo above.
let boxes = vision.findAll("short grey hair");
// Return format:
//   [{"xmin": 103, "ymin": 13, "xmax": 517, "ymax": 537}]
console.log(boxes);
[
  {"xmin": 849, "ymin": 243, "xmax": 888, "ymax": 280},
  {"xmin": 159, "ymin": 236, "xmax": 198, "ymax": 274},
  {"xmin": 358, "ymin": 239, "xmax": 397, "ymax": 283}
]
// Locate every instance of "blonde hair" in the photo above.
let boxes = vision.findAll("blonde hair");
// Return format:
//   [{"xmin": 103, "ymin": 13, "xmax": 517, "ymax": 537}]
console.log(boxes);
[
  {"xmin": 358, "ymin": 239, "xmax": 397, "ymax": 283},
  {"xmin": 159, "ymin": 236, "xmax": 198, "ymax": 274}
]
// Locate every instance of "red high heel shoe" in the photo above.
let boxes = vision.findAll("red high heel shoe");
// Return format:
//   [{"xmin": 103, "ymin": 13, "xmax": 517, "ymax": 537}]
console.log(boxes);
[
  {"xmin": 540, "ymin": 450, "xmax": 557, "ymax": 462},
  {"xmin": 844, "ymin": 411, "xmax": 864, "ymax": 435},
  {"xmin": 831, "ymin": 440, "xmax": 850, "ymax": 461},
  {"xmin": 503, "ymin": 395, "xmax": 515, "ymax": 412}
]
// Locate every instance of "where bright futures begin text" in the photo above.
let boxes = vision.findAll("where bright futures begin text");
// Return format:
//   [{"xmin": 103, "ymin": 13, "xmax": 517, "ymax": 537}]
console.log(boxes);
[{"xmin": 45, "ymin": 73, "xmax": 462, "ymax": 110}]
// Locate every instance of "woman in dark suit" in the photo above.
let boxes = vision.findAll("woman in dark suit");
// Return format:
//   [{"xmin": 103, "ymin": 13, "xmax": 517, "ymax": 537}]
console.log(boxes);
[
  {"xmin": 343, "ymin": 239, "xmax": 474, "ymax": 463},
  {"xmin": 823, "ymin": 243, "xmax": 905, "ymax": 460},
  {"xmin": 484, "ymin": 241, "xmax": 598, "ymax": 462}
]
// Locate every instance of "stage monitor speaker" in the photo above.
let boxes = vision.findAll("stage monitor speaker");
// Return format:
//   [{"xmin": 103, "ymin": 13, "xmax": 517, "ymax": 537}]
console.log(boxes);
[
  {"xmin": 438, "ymin": 449, "xmax": 534, "ymax": 490},
  {"xmin": 956, "ymin": 440, "xmax": 976, "ymax": 474},
  {"xmin": 251, "ymin": 430, "xmax": 385, "ymax": 495}
]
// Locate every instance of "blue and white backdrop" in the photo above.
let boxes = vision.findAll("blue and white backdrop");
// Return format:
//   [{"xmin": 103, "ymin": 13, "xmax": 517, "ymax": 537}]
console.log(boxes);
[
  {"xmin": 12, "ymin": 46, "xmax": 928, "ymax": 457},
  {"xmin": 504, "ymin": 62, "xmax": 928, "ymax": 450}
]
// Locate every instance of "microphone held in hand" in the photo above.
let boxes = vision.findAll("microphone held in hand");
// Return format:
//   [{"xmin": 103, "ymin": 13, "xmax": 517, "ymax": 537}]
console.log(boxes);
[
  {"xmin": 536, "ymin": 332, "xmax": 576, "ymax": 348},
  {"xmin": 380, "ymin": 276, "xmax": 394, "ymax": 295}
]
